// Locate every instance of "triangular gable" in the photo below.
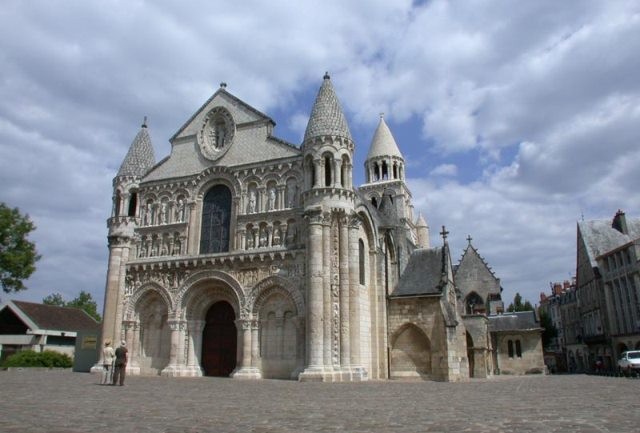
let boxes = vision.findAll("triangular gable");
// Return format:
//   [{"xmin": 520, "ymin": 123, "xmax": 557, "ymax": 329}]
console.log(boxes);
[
  {"xmin": 454, "ymin": 244, "xmax": 501, "ymax": 301},
  {"xmin": 0, "ymin": 301, "xmax": 39, "ymax": 331},
  {"xmin": 171, "ymin": 88, "xmax": 275, "ymax": 143}
]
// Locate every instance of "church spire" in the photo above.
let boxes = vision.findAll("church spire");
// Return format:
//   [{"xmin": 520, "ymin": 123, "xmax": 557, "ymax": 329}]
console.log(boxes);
[
  {"xmin": 303, "ymin": 72, "xmax": 352, "ymax": 145},
  {"xmin": 363, "ymin": 114, "xmax": 405, "ymax": 184},
  {"xmin": 366, "ymin": 115, "xmax": 403, "ymax": 161},
  {"xmin": 117, "ymin": 118, "xmax": 156, "ymax": 178}
]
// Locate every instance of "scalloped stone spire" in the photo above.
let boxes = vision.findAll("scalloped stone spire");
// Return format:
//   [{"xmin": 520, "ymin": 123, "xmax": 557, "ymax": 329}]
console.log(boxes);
[
  {"xmin": 416, "ymin": 212, "xmax": 428, "ymax": 228},
  {"xmin": 367, "ymin": 115, "xmax": 403, "ymax": 160},
  {"xmin": 303, "ymin": 73, "xmax": 352, "ymax": 143},
  {"xmin": 117, "ymin": 118, "xmax": 156, "ymax": 177}
]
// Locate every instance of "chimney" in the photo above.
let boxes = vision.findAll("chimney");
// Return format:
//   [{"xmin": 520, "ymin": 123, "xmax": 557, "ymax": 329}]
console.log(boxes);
[
  {"xmin": 553, "ymin": 283, "xmax": 562, "ymax": 296},
  {"xmin": 612, "ymin": 209, "xmax": 629, "ymax": 235}
]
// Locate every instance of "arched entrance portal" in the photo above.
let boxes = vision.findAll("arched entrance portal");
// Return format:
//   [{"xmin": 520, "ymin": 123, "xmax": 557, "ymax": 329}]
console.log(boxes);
[{"xmin": 201, "ymin": 301, "xmax": 237, "ymax": 376}]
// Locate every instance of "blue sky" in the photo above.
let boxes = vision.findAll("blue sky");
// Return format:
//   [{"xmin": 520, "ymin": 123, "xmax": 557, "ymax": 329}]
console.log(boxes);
[{"xmin": 1, "ymin": 0, "xmax": 639, "ymax": 310}]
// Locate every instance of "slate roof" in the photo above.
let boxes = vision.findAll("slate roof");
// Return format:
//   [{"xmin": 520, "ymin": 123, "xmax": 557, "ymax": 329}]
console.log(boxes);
[
  {"xmin": 8, "ymin": 300, "xmax": 99, "ymax": 332},
  {"xmin": 366, "ymin": 116, "xmax": 403, "ymax": 160},
  {"xmin": 117, "ymin": 122, "xmax": 156, "ymax": 177},
  {"xmin": 303, "ymin": 73, "xmax": 352, "ymax": 143},
  {"xmin": 392, "ymin": 247, "xmax": 445, "ymax": 296},
  {"xmin": 488, "ymin": 311, "xmax": 540, "ymax": 332},
  {"xmin": 578, "ymin": 217, "xmax": 640, "ymax": 267}
]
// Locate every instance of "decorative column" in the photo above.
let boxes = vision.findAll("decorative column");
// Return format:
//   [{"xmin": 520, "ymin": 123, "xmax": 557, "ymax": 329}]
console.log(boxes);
[
  {"xmin": 187, "ymin": 201, "xmax": 199, "ymax": 254},
  {"xmin": 231, "ymin": 319, "xmax": 261, "ymax": 379},
  {"xmin": 299, "ymin": 210, "xmax": 326, "ymax": 381},
  {"xmin": 123, "ymin": 320, "xmax": 139, "ymax": 375},
  {"xmin": 314, "ymin": 159, "xmax": 322, "ymax": 188},
  {"xmin": 251, "ymin": 320, "xmax": 261, "ymax": 369},
  {"xmin": 338, "ymin": 214, "xmax": 351, "ymax": 376},
  {"xmin": 130, "ymin": 321, "xmax": 141, "ymax": 370},
  {"xmin": 161, "ymin": 319, "xmax": 188, "ymax": 377},
  {"xmin": 333, "ymin": 159, "xmax": 341, "ymax": 188},
  {"xmin": 348, "ymin": 214, "xmax": 367, "ymax": 380},
  {"xmin": 91, "ymin": 235, "xmax": 131, "ymax": 374},
  {"xmin": 322, "ymin": 212, "xmax": 332, "ymax": 369}
]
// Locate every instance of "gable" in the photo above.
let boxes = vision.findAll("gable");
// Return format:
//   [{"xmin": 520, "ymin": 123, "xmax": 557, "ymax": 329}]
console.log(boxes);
[
  {"xmin": 454, "ymin": 246, "xmax": 500, "ymax": 299},
  {"xmin": 0, "ymin": 307, "xmax": 29, "ymax": 335},
  {"xmin": 144, "ymin": 90, "xmax": 301, "ymax": 182}
]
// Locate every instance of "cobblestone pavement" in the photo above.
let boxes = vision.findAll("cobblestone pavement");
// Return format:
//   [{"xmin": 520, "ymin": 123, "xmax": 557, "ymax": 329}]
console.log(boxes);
[{"xmin": 1, "ymin": 370, "xmax": 639, "ymax": 433}]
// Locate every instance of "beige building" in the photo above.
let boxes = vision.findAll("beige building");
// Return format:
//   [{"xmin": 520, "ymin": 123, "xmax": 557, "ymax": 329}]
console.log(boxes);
[{"xmin": 96, "ymin": 74, "xmax": 543, "ymax": 381}]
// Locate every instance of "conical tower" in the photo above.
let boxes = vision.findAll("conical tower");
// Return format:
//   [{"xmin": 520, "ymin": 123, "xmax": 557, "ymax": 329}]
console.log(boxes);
[
  {"xmin": 94, "ymin": 119, "xmax": 156, "ymax": 373},
  {"xmin": 299, "ymin": 74, "xmax": 366, "ymax": 382}
]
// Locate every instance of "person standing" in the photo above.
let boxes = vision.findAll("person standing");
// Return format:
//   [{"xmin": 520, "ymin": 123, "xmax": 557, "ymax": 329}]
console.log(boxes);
[
  {"xmin": 112, "ymin": 341, "xmax": 128, "ymax": 386},
  {"xmin": 101, "ymin": 341, "xmax": 115, "ymax": 385}
]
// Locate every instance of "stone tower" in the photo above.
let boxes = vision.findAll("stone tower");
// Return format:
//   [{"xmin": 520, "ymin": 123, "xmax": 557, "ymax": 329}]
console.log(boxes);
[
  {"xmin": 299, "ymin": 73, "xmax": 366, "ymax": 381},
  {"xmin": 98, "ymin": 119, "xmax": 156, "ymax": 363},
  {"xmin": 360, "ymin": 115, "xmax": 420, "ymax": 280}
]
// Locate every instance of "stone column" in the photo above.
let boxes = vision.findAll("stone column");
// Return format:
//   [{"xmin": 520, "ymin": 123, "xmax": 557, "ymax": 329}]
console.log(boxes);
[
  {"xmin": 251, "ymin": 320, "xmax": 261, "ymax": 369},
  {"xmin": 232, "ymin": 319, "xmax": 261, "ymax": 379},
  {"xmin": 348, "ymin": 215, "xmax": 366, "ymax": 380},
  {"xmin": 314, "ymin": 159, "xmax": 321, "ymax": 188},
  {"xmin": 161, "ymin": 319, "xmax": 187, "ymax": 377},
  {"xmin": 333, "ymin": 159, "xmax": 341, "ymax": 188},
  {"xmin": 123, "ymin": 320, "xmax": 139, "ymax": 375},
  {"xmin": 92, "ymin": 236, "xmax": 130, "ymax": 374},
  {"xmin": 277, "ymin": 185, "xmax": 286, "ymax": 210},
  {"xmin": 322, "ymin": 212, "xmax": 332, "ymax": 369},
  {"xmin": 187, "ymin": 201, "xmax": 199, "ymax": 254},
  {"xmin": 186, "ymin": 320, "xmax": 205, "ymax": 375},
  {"xmin": 299, "ymin": 210, "xmax": 325, "ymax": 380},
  {"xmin": 339, "ymin": 215, "xmax": 351, "ymax": 371},
  {"xmin": 131, "ymin": 322, "xmax": 141, "ymax": 369},
  {"xmin": 258, "ymin": 187, "xmax": 266, "ymax": 213}
]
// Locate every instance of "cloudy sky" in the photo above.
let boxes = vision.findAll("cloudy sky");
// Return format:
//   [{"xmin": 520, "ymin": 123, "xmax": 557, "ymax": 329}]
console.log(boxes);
[{"xmin": 1, "ymin": 0, "xmax": 639, "ymax": 311}]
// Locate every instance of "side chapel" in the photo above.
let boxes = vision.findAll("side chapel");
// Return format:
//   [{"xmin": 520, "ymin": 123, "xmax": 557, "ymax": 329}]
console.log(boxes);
[{"xmin": 97, "ymin": 74, "xmax": 543, "ymax": 381}]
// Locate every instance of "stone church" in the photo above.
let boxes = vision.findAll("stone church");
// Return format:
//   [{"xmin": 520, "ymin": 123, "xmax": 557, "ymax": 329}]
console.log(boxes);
[{"xmin": 97, "ymin": 74, "xmax": 543, "ymax": 381}]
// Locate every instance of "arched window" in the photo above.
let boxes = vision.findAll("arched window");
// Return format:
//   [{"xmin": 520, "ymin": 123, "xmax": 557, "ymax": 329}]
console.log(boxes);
[
  {"xmin": 381, "ymin": 160, "xmax": 388, "ymax": 180},
  {"xmin": 392, "ymin": 163, "xmax": 398, "ymax": 179},
  {"xmin": 359, "ymin": 239, "xmax": 365, "ymax": 285},
  {"xmin": 508, "ymin": 340, "xmax": 514, "ymax": 358},
  {"xmin": 200, "ymin": 185, "xmax": 232, "ymax": 254},
  {"xmin": 128, "ymin": 192, "xmax": 138, "ymax": 217},
  {"xmin": 114, "ymin": 191, "xmax": 121, "ymax": 217},
  {"xmin": 515, "ymin": 340, "xmax": 522, "ymax": 358},
  {"xmin": 371, "ymin": 197, "xmax": 378, "ymax": 208},
  {"xmin": 465, "ymin": 292, "xmax": 484, "ymax": 315},
  {"xmin": 324, "ymin": 155, "xmax": 332, "ymax": 187}
]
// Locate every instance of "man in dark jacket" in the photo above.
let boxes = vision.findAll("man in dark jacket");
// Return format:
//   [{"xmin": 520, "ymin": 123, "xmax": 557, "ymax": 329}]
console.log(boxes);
[{"xmin": 112, "ymin": 341, "xmax": 128, "ymax": 386}]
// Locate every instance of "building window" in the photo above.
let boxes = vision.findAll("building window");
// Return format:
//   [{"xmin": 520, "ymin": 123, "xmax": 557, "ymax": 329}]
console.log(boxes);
[
  {"xmin": 508, "ymin": 340, "xmax": 514, "ymax": 358},
  {"xmin": 200, "ymin": 185, "xmax": 232, "ymax": 254},
  {"xmin": 324, "ymin": 155, "xmax": 332, "ymax": 187},
  {"xmin": 515, "ymin": 340, "xmax": 522, "ymax": 358},
  {"xmin": 128, "ymin": 192, "xmax": 138, "ymax": 217},
  {"xmin": 359, "ymin": 239, "xmax": 365, "ymax": 285}
]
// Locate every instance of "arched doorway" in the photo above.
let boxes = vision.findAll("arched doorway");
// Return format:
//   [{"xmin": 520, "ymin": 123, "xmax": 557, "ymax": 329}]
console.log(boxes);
[
  {"xmin": 201, "ymin": 301, "xmax": 237, "ymax": 376},
  {"xmin": 390, "ymin": 324, "xmax": 431, "ymax": 379},
  {"xmin": 467, "ymin": 332, "xmax": 475, "ymax": 378}
]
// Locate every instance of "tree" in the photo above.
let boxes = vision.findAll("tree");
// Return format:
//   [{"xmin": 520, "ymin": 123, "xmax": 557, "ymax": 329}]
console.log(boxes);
[
  {"xmin": 42, "ymin": 290, "xmax": 101, "ymax": 322},
  {"xmin": 539, "ymin": 309, "xmax": 558, "ymax": 349},
  {"xmin": 0, "ymin": 203, "xmax": 40, "ymax": 293},
  {"xmin": 507, "ymin": 292, "xmax": 534, "ymax": 312},
  {"xmin": 42, "ymin": 292, "xmax": 65, "ymax": 306}
]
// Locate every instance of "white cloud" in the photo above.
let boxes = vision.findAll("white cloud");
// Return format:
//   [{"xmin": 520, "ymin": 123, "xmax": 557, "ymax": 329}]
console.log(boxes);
[{"xmin": 0, "ymin": 0, "xmax": 638, "ymax": 309}]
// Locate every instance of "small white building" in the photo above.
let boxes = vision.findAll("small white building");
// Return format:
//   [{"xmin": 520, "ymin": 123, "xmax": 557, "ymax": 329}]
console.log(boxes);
[{"xmin": 0, "ymin": 300, "xmax": 100, "ymax": 362}]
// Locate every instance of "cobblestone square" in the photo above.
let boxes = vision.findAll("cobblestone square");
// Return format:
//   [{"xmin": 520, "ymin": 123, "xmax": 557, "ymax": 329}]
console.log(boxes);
[{"xmin": 1, "ymin": 371, "xmax": 639, "ymax": 433}]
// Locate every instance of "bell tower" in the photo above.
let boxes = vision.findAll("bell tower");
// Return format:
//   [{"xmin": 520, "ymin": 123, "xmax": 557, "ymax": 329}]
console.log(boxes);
[
  {"xmin": 94, "ymin": 118, "xmax": 156, "ymax": 371},
  {"xmin": 299, "ymin": 73, "xmax": 366, "ymax": 381}
]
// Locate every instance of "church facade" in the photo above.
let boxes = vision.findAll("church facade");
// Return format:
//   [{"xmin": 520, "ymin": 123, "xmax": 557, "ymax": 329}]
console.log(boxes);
[{"xmin": 97, "ymin": 74, "xmax": 542, "ymax": 381}]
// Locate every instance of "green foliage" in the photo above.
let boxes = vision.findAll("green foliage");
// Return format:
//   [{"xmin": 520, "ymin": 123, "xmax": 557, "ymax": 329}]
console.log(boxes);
[
  {"xmin": 539, "ymin": 310, "xmax": 559, "ymax": 349},
  {"xmin": 42, "ymin": 292, "xmax": 65, "ymax": 306},
  {"xmin": 0, "ymin": 203, "xmax": 41, "ymax": 293},
  {"xmin": 42, "ymin": 290, "xmax": 101, "ymax": 322},
  {"xmin": 2, "ymin": 350, "xmax": 72, "ymax": 368},
  {"xmin": 507, "ymin": 292, "xmax": 534, "ymax": 312}
]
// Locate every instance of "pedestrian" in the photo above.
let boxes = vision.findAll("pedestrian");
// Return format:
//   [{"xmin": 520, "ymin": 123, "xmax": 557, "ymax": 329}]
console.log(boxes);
[
  {"xmin": 101, "ymin": 340, "xmax": 115, "ymax": 385},
  {"xmin": 112, "ymin": 340, "xmax": 128, "ymax": 386}
]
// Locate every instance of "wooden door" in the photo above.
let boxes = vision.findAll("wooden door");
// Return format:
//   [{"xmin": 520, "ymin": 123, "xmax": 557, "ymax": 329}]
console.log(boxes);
[{"xmin": 201, "ymin": 301, "xmax": 237, "ymax": 376}]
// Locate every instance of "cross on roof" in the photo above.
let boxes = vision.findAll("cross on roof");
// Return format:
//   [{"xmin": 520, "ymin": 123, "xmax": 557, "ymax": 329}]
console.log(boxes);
[
  {"xmin": 440, "ymin": 225, "xmax": 449, "ymax": 242},
  {"xmin": 467, "ymin": 235, "xmax": 473, "ymax": 245}
]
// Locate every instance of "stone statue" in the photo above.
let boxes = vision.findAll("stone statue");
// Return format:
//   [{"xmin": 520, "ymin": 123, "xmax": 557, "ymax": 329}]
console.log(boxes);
[
  {"xmin": 175, "ymin": 199, "xmax": 185, "ymax": 222},
  {"xmin": 272, "ymin": 227, "xmax": 281, "ymax": 246},
  {"xmin": 144, "ymin": 203, "xmax": 151, "ymax": 226},
  {"xmin": 287, "ymin": 184, "xmax": 297, "ymax": 208},
  {"xmin": 267, "ymin": 187, "xmax": 276, "ymax": 211},
  {"xmin": 160, "ymin": 202, "xmax": 168, "ymax": 224},
  {"xmin": 259, "ymin": 228, "xmax": 268, "ymax": 247},
  {"xmin": 246, "ymin": 232, "xmax": 254, "ymax": 249},
  {"xmin": 248, "ymin": 190, "xmax": 257, "ymax": 214}
]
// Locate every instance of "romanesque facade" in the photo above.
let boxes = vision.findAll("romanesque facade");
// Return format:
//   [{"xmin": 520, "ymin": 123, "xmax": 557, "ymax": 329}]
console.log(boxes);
[{"xmin": 97, "ymin": 74, "xmax": 543, "ymax": 381}]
